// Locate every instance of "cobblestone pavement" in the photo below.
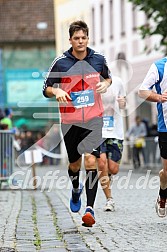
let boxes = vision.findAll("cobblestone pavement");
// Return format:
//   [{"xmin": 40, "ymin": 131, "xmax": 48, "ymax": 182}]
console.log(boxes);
[{"xmin": 0, "ymin": 164, "xmax": 167, "ymax": 252}]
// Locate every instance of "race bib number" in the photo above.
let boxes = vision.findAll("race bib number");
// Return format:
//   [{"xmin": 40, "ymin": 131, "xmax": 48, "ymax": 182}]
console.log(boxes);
[
  {"xmin": 70, "ymin": 90, "xmax": 95, "ymax": 109},
  {"xmin": 103, "ymin": 116, "xmax": 114, "ymax": 130}
]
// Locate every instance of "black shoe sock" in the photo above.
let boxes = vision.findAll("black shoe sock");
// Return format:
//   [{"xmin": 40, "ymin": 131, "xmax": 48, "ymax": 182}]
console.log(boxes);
[
  {"xmin": 68, "ymin": 168, "xmax": 80, "ymax": 189},
  {"xmin": 159, "ymin": 187, "xmax": 167, "ymax": 198},
  {"xmin": 85, "ymin": 170, "xmax": 98, "ymax": 208}
]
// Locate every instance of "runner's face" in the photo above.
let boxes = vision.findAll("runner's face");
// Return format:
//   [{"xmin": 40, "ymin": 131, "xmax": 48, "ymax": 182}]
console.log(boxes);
[{"xmin": 69, "ymin": 30, "xmax": 89, "ymax": 53}]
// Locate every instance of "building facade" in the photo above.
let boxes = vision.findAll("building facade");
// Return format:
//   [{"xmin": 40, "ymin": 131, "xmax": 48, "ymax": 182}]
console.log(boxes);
[
  {"xmin": 89, "ymin": 0, "xmax": 162, "ymax": 126},
  {"xmin": 0, "ymin": 0, "xmax": 56, "ymax": 129},
  {"xmin": 54, "ymin": 0, "xmax": 90, "ymax": 55}
]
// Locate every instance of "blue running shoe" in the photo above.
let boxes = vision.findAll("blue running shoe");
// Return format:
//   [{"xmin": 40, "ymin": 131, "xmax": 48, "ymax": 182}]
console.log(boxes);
[
  {"xmin": 70, "ymin": 183, "xmax": 83, "ymax": 212},
  {"xmin": 82, "ymin": 207, "xmax": 95, "ymax": 227}
]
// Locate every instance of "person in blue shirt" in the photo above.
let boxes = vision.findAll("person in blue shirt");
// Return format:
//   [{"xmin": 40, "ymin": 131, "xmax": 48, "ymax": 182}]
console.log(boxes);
[{"xmin": 139, "ymin": 57, "xmax": 167, "ymax": 218}]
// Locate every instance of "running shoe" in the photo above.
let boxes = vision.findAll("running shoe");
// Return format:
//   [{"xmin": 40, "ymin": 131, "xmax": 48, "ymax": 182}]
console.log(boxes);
[
  {"xmin": 155, "ymin": 196, "xmax": 166, "ymax": 218},
  {"xmin": 70, "ymin": 183, "xmax": 83, "ymax": 213},
  {"xmin": 104, "ymin": 198, "xmax": 115, "ymax": 212},
  {"xmin": 82, "ymin": 207, "xmax": 95, "ymax": 227}
]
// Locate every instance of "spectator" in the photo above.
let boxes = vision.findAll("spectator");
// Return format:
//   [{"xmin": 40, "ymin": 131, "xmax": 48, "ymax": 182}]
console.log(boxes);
[
  {"xmin": 0, "ymin": 108, "xmax": 13, "ymax": 129},
  {"xmin": 126, "ymin": 116, "xmax": 147, "ymax": 169}
]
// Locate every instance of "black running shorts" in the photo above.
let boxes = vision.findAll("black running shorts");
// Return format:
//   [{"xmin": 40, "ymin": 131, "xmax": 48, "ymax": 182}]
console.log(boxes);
[
  {"xmin": 158, "ymin": 132, "xmax": 167, "ymax": 159},
  {"xmin": 61, "ymin": 117, "xmax": 103, "ymax": 163}
]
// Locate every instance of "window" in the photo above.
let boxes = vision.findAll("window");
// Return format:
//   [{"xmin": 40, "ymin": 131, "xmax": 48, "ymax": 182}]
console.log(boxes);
[
  {"xmin": 132, "ymin": 5, "xmax": 137, "ymax": 31},
  {"xmin": 109, "ymin": 0, "xmax": 113, "ymax": 39},
  {"xmin": 100, "ymin": 4, "xmax": 104, "ymax": 43},
  {"xmin": 120, "ymin": 0, "xmax": 125, "ymax": 36},
  {"xmin": 91, "ymin": 7, "xmax": 95, "ymax": 45}
]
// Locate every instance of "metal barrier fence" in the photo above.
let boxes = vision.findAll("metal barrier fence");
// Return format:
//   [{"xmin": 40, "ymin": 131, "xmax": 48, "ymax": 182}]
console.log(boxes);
[{"xmin": 0, "ymin": 130, "xmax": 14, "ymax": 188}]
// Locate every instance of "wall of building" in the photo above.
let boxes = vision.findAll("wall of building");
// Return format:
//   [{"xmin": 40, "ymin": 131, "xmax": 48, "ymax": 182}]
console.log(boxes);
[
  {"xmin": 0, "ymin": 0, "xmax": 56, "ymax": 130},
  {"xmin": 54, "ymin": 0, "xmax": 90, "ymax": 55},
  {"xmin": 89, "ymin": 0, "xmax": 162, "ymax": 127},
  {"xmin": 89, "ymin": 0, "xmax": 161, "ymax": 61}
]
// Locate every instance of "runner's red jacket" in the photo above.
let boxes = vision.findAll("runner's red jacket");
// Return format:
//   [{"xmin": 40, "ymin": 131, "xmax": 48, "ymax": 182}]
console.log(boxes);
[{"xmin": 43, "ymin": 47, "xmax": 112, "ymax": 124}]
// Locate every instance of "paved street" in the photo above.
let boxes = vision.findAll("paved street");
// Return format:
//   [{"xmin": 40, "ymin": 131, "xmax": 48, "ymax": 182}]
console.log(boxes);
[{"xmin": 0, "ymin": 164, "xmax": 167, "ymax": 252}]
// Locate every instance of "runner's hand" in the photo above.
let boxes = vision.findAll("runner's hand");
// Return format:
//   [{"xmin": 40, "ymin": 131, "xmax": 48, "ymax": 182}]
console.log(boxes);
[
  {"xmin": 117, "ymin": 96, "xmax": 126, "ymax": 109},
  {"xmin": 52, "ymin": 88, "xmax": 72, "ymax": 103},
  {"xmin": 161, "ymin": 91, "xmax": 167, "ymax": 103},
  {"xmin": 96, "ymin": 81, "xmax": 110, "ymax": 93}
]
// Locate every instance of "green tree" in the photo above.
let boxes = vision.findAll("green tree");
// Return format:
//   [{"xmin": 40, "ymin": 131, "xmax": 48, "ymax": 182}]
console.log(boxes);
[{"xmin": 129, "ymin": 0, "xmax": 167, "ymax": 54}]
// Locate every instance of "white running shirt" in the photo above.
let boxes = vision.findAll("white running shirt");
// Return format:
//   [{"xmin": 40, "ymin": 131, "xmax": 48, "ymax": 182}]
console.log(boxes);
[{"xmin": 101, "ymin": 76, "xmax": 126, "ymax": 139}]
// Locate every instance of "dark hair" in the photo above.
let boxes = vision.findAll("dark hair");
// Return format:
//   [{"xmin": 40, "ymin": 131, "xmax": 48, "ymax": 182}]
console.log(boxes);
[
  {"xmin": 5, "ymin": 108, "xmax": 12, "ymax": 116},
  {"xmin": 69, "ymin": 20, "xmax": 89, "ymax": 38}
]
